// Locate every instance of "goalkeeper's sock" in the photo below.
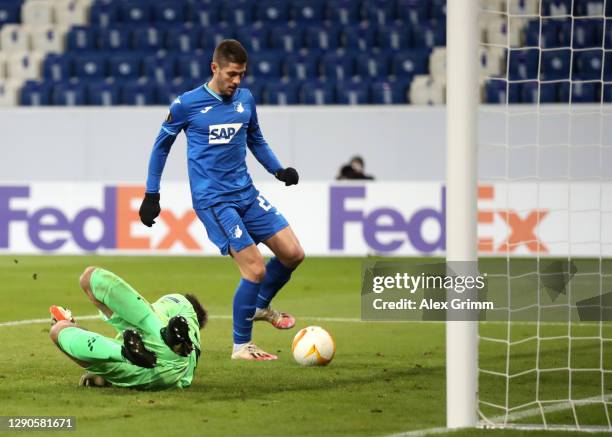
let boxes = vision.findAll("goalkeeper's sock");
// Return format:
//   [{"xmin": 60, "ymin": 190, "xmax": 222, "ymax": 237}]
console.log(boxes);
[
  {"xmin": 256, "ymin": 257, "xmax": 294, "ymax": 310},
  {"xmin": 57, "ymin": 327, "xmax": 124, "ymax": 363},
  {"xmin": 232, "ymin": 278, "xmax": 260, "ymax": 344}
]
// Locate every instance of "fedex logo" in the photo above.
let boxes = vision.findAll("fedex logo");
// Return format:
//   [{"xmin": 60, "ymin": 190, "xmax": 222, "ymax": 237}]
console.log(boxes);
[
  {"xmin": 329, "ymin": 186, "xmax": 548, "ymax": 254},
  {"xmin": 0, "ymin": 186, "xmax": 201, "ymax": 252},
  {"xmin": 209, "ymin": 123, "xmax": 242, "ymax": 144}
]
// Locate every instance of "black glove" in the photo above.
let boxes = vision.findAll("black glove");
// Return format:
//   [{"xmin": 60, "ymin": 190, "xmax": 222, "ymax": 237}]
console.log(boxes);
[
  {"xmin": 275, "ymin": 167, "xmax": 299, "ymax": 186},
  {"xmin": 139, "ymin": 192, "xmax": 160, "ymax": 227}
]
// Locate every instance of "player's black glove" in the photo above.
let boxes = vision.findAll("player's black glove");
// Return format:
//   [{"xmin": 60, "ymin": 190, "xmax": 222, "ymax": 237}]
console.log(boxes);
[
  {"xmin": 275, "ymin": 167, "xmax": 299, "ymax": 186},
  {"xmin": 139, "ymin": 192, "xmax": 160, "ymax": 227}
]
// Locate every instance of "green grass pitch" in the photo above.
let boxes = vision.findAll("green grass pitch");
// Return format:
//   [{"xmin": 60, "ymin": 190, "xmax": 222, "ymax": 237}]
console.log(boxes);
[{"xmin": 0, "ymin": 256, "xmax": 609, "ymax": 436}]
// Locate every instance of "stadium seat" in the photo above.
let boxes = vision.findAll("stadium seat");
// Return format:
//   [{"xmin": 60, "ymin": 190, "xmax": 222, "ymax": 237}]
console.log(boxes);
[
  {"xmin": 574, "ymin": 49, "xmax": 603, "ymax": 80},
  {"xmin": 558, "ymin": 81, "xmax": 599, "ymax": 102},
  {"xmin": 429, "ymin": 47, "xmax": 446, "ymax": 80},
  {"xmin": 409, "ymin": 75, "xmax": 444, "ymax": 105},
  {"xmin": 269, "ymin": 23, "xmax": 304, "ymax": 52},
  {"xmin": 7, "ymin": 51, "xmax": 43, "ymax": 81},
  {"xmin": 177, "ymin": 53, "xmax": 211, "ymax": 80},
  {"xmin": 521, "ymin": 81, "xmax": 558, "ymax": 103},
  {"xmin": 484, "ymin": 80, "xmax": 521, "ymax": 103},
  {"xmin": 361, "ymin": 0, "xmax": 396, "ymax": 25},
  {"xmin": 255, "ymin": 0, "xmax": 289, "ymax": 23},
  {"xmin": 187, "ymin": 2, "xmax": 221, "ymax": 27},
  {"xmin": 542, "ymin": 0, "xmax": 572, "ymax": 17},
  {"xmin": 66, "ymin": 26, "xmax": 97, "ymax": 51},
  {"xmin": 221, "ymin": 0, "xmax": 254, "ymax": 26},
  {"xmin": 152, "ymin": 1, "xmax": 186, "ymax": 24},
  {"xmin": 121, "ymin": 78, "xmax": 156, "ymax": 105},
  {"xmin": 240, "ymin": 76, "xmax": 262, "ymax": 103},
  {"xmin": 236, "ymin": 23, "xmax": 269, "ymax": 52},
  {"xmin": 397, "ymin": 0, "xmax": 429, "ymax": 26},
  {"xmin": 98, "ymin": 27, "xmax": 131, "ymax": 51},
  {"xmin": 164, "ymin": 24, "xmax": 198, "ymax": 53},
  {"xmin": 430, "ymin": 0, "xmax": 446, "ymax": 21},
  {"xmin": 525, "ymin": 19, "xmax": 561, "ymax": 48},
  {"xmin": 508, "ymin": 49, "xmax": 539, "ymax": 80},
  {"xmin": 43, "ymin": 53, "xmax": 73, "ymax": 81},
  {"xmin": 291, "ymin": 0, "xmax": 325, "ymax": 23},
  {"xmin": 370, "ymin": 78, "xmax": 410, "ymax": 104},
  {"xmin": 21, "ymin": 0, "xmax": 54, "ymax": 26},
  {"xmin": 327, "ymin": 0, "xmax": 361, "ymax": 26},
  {"xmin": 144, "ymin": 53, "xmax": 177, "ymax": 83},
  {"xmin": 540, "ymin": 49, "xmax": 571, "ymax": 80},
  {"xmin": 391, "ymin": 50, "xmax": 430, "ymax": 80},
  {"xmin": 20, "ymin": 80, "xmax": 52, "ymax": 105},
  {"xmin": 335, "ymin": 77, "xmax": 370, "ymax": 104},
  {"xmin": 28, "ymin": 26, "xmax": 65, "ymax": 53},
  {"xmin": 199, "ymin": 24, "xmax": 234, "ymax": 51},
  {"xmin": 283, "ymin": 50, "xmax": 320, "ymax": 80},
  {"xmin": 0, "ymin": 79, "xmax": 19, "ymax": 106},
  {"xmin": 356, "ymin": 50, "xmax": 390, "ymax": 78},
  {"xmin": 575, "ymin": 0, "xmax": 605, "ymax": 16},
  {"xmin": 109, "ymin": 53, "xmax": 142, "ymax": 79},
  {"xmin": 132, "ymin": 26, "xmax": 165, "ymax": 52},
  {"xmin": 605, "ymin": 50, "xmax": 612, "ymax": 80},
  {"xmin": 304, "ymin": 25, "xmax": 340, "ymax": 50},
  {"xmin": 604, "ymin": 83, "xmax": 612, "ymax": 102},
  {"xmin": 573, "ymin": 18, "xmax": 603, "ymax": 49},
  {"xmin": 0, "ymin": 24, "xmax": 28, "ymax": 52},
  {"xmin": 299, "ymin": 79, "xmax": 335, "ymax": 104},
  {"xmin": 509, "ymin": 0, "xmax": 539, "ymax": 15},
  {"xmin": 118, "ymin": 1, "xmax": 152, "ymax": 24},
  {"xmin": 262, "ymin": 78, "xmax": 299, "ymax": 104},
  {"xmin": 321, "ymin": 50, "xmax": 355, "ymax": 80},
  {"xmin": 89, "ymin": 1, "xmax": 118, "ymax": 27},
  {"xmin": 156, "ymin": 77, "xmax": 199, "ymax": 104},
  {"xmin": 54, "ymin": 0, "xmax": 90, "ymax": 27},
  {"xmin": 51, "ymin": 79, "xmax": 87, "ymax": 105},
  {"xmin": 0, "ymin": 2, "xmax": 20, "ymax": 28},
  {"xmin": 412, "ymin": 22, "xmax": 445, "ymax": 49},
  {"xmin": 88, "ymin": 79, "xmax": 120, "ymax": 105},
  {"xmin": 484, "ymin": 18, "xmax": 523, "ymax": 47},
  {"xmin": 249, "ymin": 51, "xmax": 283, "ymax": 78},
  {"xmin": 74, "ymin": 53, "xmax": 107, "ymax": 79},
  {"xmin": 339, "ymin": 24, "xmax": 376, "ymax": 51},
  {"xmin": 377, "ymin": 23, "xmax": 412, "ymax": 51}
]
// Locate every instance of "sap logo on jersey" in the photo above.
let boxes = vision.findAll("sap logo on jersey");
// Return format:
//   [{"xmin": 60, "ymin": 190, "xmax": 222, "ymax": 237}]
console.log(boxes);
[{"xmin": 209, "ymin": 123, "xmax": 242, "ymax": 144}]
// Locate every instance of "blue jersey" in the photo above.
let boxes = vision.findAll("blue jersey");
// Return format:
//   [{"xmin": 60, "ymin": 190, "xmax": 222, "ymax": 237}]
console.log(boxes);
[{"xmin": 145, "ymin": 83, "xmax": 283, "ymax": 210}]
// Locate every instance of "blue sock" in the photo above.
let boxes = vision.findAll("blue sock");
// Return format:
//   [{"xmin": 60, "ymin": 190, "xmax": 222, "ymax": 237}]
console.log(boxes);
[
  {"xmin": 233, "ymin": 278, "xmax": 260, "ymax": 344},
  {"xmin": 256, "ymin": 257, "xmax": 294, "ymax": 310}
]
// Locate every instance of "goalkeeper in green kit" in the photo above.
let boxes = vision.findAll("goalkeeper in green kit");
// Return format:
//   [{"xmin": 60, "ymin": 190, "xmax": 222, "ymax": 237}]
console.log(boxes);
[{"xmin": 49, "ymin": 267, "xmax": 207, "ymax": 390}]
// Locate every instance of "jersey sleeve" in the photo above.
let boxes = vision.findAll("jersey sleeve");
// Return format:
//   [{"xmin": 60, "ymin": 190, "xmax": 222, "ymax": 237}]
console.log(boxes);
[
  {"xmin": 145, "ymin": 97, "xmax": 189, "ymax": 193},
  {"xmin": 246, "ymin": 91, "xmax": 283, "ymax": 175}
]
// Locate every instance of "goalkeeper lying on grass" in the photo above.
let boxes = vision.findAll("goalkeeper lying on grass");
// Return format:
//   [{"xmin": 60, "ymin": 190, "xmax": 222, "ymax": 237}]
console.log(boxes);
[{"xmin": 49, "ymin": 267, "xmax": 207, "ymax": 390}]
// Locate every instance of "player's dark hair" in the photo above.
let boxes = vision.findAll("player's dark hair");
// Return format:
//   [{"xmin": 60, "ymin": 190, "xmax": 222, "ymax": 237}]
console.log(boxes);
[
  {"xmin": 185, "ymin": 293, "xmax": 208, "ymax": 330},
  {"xmin": 213, "ymin": 39, "xmax": 248, "ymax": 66}
]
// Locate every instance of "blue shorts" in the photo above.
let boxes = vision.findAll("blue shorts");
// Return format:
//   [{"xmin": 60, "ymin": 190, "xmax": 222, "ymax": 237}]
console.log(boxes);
[{"xmin": 196, "ymin": 193, "xmax": 289, "ymax": 255}]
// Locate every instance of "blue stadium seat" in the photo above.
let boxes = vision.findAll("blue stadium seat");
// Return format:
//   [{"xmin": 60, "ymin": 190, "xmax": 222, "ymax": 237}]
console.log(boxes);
[
  {"xmin": 574, "ymin": 49, "xmax": 603, "ymax": 80},
  {"xmin": 377, "ymin": 23, "xmax": 412, "ymax": 50},
  {"xmin": 118, "ymin": 1, "xmax": 152, "ymax": 24},
  {"xmin": 200, "ymin": 24, "xmax": 234, "ymax": 50},
  {"xmin": 542, "ymin": 0, "xmax": 571, "ymax": 16},
  {"xmin": 240, "ymin": 76, "xmax": 263, "ymax": 103},
  {"xmin": 291, "ymin": 0, "xmax": 325, "ymax": 23},
  {"xmin": 144, "ymin": 53, "xmax": 177, "ymax": 83},
  {"xmin": 222, "ymin": 0, "xmax": 254, "ymax": 26},
  {"xmin": 299, "ymin": 80, "xmax": 335, "ymax": 104},
  {"xmin": 361, "ymin": 0, "xmax": 396, "ymax": 25},
  {"xmin": 604, "ymin": 83, "xmax": 612, "ymax": 102},
  {"xmin": 98, "ymin": 27, "xmax": 131, "ymax": 51},
  {"xmin": 75, "ymin": 53, "xmax": 107, "ymax": 79},
  {"xmin": 156, "ymin": 78, "xmax": 197, "ymax": 104},
  {"xmin": 521, "ymin": 82, "xmax": 558, "ymax": 103},
  {"xmin": 356, "ymin": 50, "xmax": 390, "ymax": 78},
  {"xmin": 51, "ymin": 80, "xmax": 87, "ymax": 105},
  {"xmin": 327, "ymin": 0, "xmax": 361, "ymax": 26},
  {"xmin": 391, "ymin": 50, "xmax": 429, "ymax": 80},
  {"xmin": 605, "ymin": 50, "xmax": 612, "ymax": 80},
  {"xmin": 66, "ymin": 26, "xmax": 97, "ymax": 51},
  {"xmin": 336, "ymin": 78, "xmax": 371, "ymax": 104},
  {"xmin": 557, "ymin": 18, "xmax": 572, "ymax": 47},
  {"xmin": 412, "ymin": 22, "xmax": 445, "ymax": 49},
  {"xmin": 109, "ymin": 53, "xmax": 142, "ymax": 80},
  {"xmin": 43, "ymin": 54, "xmax": 73, "ymax": 81},
  {"xmin": 262, "ymin": 78, "xmax": 299, "ymax": 104},
  {"xmin": 249, "ymin": 51, "xmax": 283, "ymax": 78},
  {"xmin": 370, "ymin": 78, "xmax": 410, "ymax": 104},
  {"xmin": 269, "ymin": 23, "xmax": 304, "ymax": 52},
  {"xmin": 525, "ymin": 19, "xmax": 560, "ymax": 48},
  {"xmin": 575, "ymin": 0, "xmax": 606, "ymax": 16},
  {"xmin": 165, "ymin": 25, "xmax": 200, "ymax": 53},
  {"xmin": 256, "ymin": 0, "xmax": 289, "ymax": 23},
  {"xmin": 20, "ymin": 81, "xmax": 51, "ymax": 106},
  {"xmin": 89, "ymin": 2, "xmax": 118, "ymax": 27},
  {"xmin": 152, "ymin": 1, "xmax": 186, "ymax": 24},
  {"xmin": 88, "ymin": 79, "xmax": 121, "ymax": 105},
  {"xmin": 177, "ymin": 54, "xmax": 211, "ymax": 81},
  {"xmin": 121, "ymin": 79, "xmax": 156, "ymax": 105},
  {"xmin": 606, "ymin": 19, "xmax": 612, "ymax": 49},
  {"xmin": 508, "ymin": 49, "xmax": 539, "ymax": 80},
  {"xmin": 321, "ymin": 50, "xmax": 355, "ymax": 80},
  {"xmin": 283, "ymin": 50, "xmax": 320, "ymax": 80},
  {"xmin": 430, "ymin": 0, "xmax": 446, "ymax": 21},
  {"xmin": 484, "ymin": 81, "xmax": 521, "ymax": 104},
  {"xmin": 397, "ymin": 0, "xmax": 429, "ymax": 25},
  {"xmin": 573, "ymin": 18, "xmax": 603, "ymax": 49},
  {"xmin": 304, "ymin": 25, "xmax": 340, "ymax": 50},
  {"xmin": 540, "ymin": 49, "xmax": 571, "ymax": 80},
  {"xmin": 236, "ymin": 24, "xmax": 269, "ymax": 52},
  {"xmin": 558, "ymin": 81, "xmax": 599, "ymax": 102},
  {"xmin": 187, "ymin": 2, "xmax": 221, "ymax": 27},
  {"xmin": 132, "ymin": 27, "xmax": 165, "ymax": 52},
  {"xmin": 340, "ymin": 24, "xmax": 376, "ymax": 51},
  {"xmin": 0, "ymin": 2, "xmax": 20, "ymax": 27}
]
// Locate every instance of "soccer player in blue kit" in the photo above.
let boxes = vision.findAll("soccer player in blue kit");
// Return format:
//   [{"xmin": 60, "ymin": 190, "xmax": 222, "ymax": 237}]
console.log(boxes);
[{"xmin": 139, "ymin": 40, "xmax": 305, "ymax": 361}]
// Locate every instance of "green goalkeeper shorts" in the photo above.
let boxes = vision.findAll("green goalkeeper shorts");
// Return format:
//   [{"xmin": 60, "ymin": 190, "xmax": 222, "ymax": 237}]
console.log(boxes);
[{"xmin": 73, "ymin": 268, "xmax": 198, "ymax": 390}]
